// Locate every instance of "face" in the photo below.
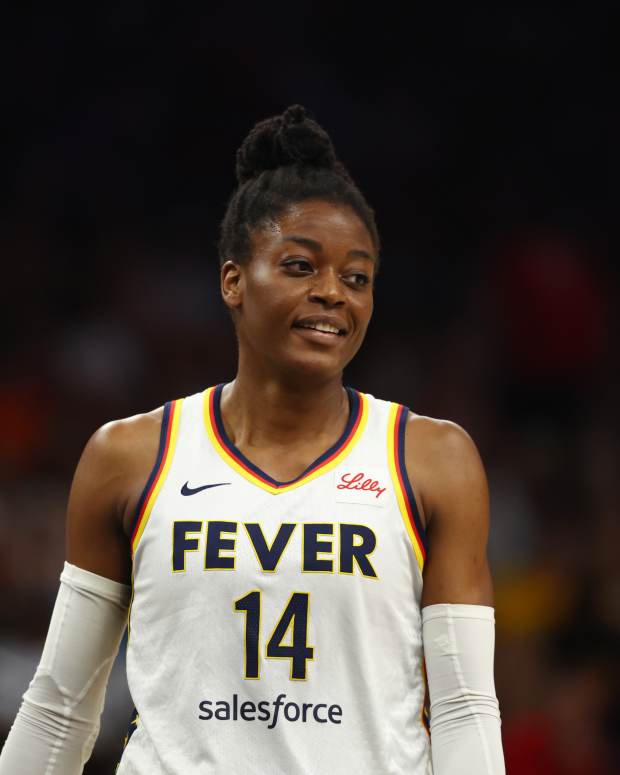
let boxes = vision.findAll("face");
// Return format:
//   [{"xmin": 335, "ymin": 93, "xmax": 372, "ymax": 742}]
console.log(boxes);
[{"xmin": 221, "ymin": 199, "xmax": 376, "ymax": 383}]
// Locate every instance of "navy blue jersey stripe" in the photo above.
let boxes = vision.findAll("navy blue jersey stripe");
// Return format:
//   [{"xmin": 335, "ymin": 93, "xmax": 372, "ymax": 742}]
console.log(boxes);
[
  {"xmin": 212, "ymin": 384, "xmax": 360, "ymax": 487},
  {"xmin": 128, "ymin": 401, "xmax": 172, "ymax": 540},
  {"xmin": 117, "ymin": 704, "xmax": 140, "ymax": 762},
  {"xmin": 397, "ymin": 407, "xmax": 428, "ymax": 552}
]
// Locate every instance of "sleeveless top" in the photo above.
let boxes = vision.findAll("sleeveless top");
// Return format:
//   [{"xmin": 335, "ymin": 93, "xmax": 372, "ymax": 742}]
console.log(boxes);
[{"xmin": 116, "ymin": 386, "xmax": 432, "ymax": 775}]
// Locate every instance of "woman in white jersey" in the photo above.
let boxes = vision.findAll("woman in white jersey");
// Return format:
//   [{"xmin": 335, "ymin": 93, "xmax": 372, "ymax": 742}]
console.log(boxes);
[{"xmin": 0, "ymin": 105, "xmax": 505, "ymax": 774}]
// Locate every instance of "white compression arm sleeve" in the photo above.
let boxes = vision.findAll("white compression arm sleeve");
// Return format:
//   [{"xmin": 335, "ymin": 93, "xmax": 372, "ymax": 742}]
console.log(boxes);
[
  {"xmin": 0, "ymin": 562, "xmax": 131, "ymax": 775},
  {"xmin": 422, "ymin": 603, "xmax": 505, "ymax": 775}
]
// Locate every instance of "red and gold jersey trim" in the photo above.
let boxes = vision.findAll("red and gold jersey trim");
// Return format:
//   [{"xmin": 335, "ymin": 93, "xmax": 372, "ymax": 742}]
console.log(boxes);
[
  {"xmin": 202, "ymin": 385, "xmax": 369, "ymax": 495},
  {"xmin": 421, "ymin": 658, "xmax": 431, "ymax": 736},
  {"xmin": 387, "ymin": 403, "xmax": 427, "ymax": 571},
  {"xmin": 131, "ymin": 398, "xmax": 183, "ymax": 555}
]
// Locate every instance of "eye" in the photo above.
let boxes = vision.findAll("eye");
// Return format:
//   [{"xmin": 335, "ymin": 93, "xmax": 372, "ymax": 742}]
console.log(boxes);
[
  {"xmin": 343, "ymin": 272, "xmax": 371, "ymax": 287},
  {"xmin": 282, "ymin": 257, "xmax": 314, "ymax": 274}
]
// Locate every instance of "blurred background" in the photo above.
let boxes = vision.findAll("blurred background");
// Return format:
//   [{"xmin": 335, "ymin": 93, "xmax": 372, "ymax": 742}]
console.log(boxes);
[{"xmin": 1, "ymin": 3, "xmax": 617, "ymax": 773}]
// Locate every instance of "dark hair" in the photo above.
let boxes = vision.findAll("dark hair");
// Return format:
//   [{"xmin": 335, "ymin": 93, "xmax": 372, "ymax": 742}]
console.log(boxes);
[{"xmin": 217, "ymin": 105, "xmax": 380, "ymax": 266}]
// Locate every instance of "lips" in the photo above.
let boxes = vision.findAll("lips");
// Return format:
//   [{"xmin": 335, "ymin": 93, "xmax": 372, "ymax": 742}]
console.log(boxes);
[{"xmin": 292, "ymin": 315, "xmax": 348, "ymax": 336}]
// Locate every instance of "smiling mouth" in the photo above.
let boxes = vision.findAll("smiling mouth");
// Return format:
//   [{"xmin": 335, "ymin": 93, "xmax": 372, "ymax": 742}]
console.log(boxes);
[{"xmin": 292, "ymin": 321, "xmax": 347, "ymax": 336}]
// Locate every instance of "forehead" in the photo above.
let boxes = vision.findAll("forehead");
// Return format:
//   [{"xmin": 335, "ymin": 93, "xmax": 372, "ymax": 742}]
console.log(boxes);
[{"xmin": 255, "ymin": 199, "xmax": 376, "ymax": 256}]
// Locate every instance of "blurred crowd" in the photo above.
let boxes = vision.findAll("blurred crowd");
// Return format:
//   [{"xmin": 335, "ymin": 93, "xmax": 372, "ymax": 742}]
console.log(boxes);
[{"xmin": 1, "ymin": 3, "xmax": 616, "ymax": 773}]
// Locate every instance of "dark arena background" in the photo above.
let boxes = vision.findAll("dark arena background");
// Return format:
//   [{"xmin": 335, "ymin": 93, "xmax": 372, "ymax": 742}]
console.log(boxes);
[{"xmin": 1, "ymin": 5, "xmax": 617, "ymax": 773}]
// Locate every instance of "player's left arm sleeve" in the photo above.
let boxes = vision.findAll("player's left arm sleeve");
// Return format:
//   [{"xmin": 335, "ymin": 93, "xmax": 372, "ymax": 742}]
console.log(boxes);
[
  {"xmin": 422, "ymin": 603, "xmax": 505, "ymax": 775},
  {"xmin": 408, "ymin": 418, "xmax": 505, "ymax": 773}
]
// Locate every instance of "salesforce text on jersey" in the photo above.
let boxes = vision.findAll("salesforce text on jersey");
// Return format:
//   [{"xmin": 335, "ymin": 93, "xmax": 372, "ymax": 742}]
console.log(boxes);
[{"xmin": 198, "ymin": 693, "xmax": 342, "ymax": 729}]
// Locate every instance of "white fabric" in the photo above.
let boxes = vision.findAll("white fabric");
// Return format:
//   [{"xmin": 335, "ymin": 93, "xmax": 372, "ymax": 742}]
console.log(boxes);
[
  {"xmin": 118, "ymin": 389, "xmax": 432, "ymax": 774},
  {"xmin": 422, "ymin": 603, "xmax": 505, "ymax": 775},
  {"xmin": 0, "ymin": 562, "xmax": 130, "ymax": 775}
]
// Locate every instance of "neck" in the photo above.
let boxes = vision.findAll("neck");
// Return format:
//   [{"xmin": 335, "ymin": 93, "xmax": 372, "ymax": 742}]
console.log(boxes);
[{"xmin": 221, "ymin": 359, "xmax": 348, "ymax": 448}]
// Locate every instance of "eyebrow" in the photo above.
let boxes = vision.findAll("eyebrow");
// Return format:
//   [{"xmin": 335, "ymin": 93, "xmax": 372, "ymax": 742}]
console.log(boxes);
[{"xmin": 281, "ymin": 235, "xmax": 375, "ymax": 262}]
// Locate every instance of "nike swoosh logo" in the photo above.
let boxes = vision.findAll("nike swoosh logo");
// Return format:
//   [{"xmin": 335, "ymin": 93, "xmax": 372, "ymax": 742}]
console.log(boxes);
[{"xmin": 181, "ymin": 481, "xmax": 231, "ymax": 496}]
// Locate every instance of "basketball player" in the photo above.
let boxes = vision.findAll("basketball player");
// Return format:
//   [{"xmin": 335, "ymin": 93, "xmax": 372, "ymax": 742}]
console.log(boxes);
[{"xmin": 0, "ymin": 105, "xmax": 505, "ymax": 774}]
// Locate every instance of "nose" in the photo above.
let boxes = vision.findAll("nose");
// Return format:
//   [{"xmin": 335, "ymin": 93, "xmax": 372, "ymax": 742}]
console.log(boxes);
[{"xmin": 308, "ymin": 268, "xmax": 345, "ymax": 307}]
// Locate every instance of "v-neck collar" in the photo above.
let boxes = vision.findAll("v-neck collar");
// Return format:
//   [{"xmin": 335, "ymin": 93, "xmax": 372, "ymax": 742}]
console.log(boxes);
[{"xmin": 202, "ymin": 384, "xmax": 368, "ymax": 494}]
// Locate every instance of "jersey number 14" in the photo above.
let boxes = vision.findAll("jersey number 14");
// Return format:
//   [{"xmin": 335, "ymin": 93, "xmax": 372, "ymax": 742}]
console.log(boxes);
[{"xmin": 234, "ymin": 591, "xmax": 314, "ymax": 680}]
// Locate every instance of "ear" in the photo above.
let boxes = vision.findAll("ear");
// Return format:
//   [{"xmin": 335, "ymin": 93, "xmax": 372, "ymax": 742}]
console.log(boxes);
[{"xmin": 221, "ymin": 260, "xmax": 244, "ymax": 310}]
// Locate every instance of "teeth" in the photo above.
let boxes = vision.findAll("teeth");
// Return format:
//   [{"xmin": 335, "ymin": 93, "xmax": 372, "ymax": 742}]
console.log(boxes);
[{"xmin": 299, "ymin": 322, "xmax": 341, "ymax": 335}]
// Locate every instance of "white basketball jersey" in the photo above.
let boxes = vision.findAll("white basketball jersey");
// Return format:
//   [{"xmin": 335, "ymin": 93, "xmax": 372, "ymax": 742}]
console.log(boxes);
[{"xmin": 116, "ymin": 385, "xmax": 432, "ymax": 775}]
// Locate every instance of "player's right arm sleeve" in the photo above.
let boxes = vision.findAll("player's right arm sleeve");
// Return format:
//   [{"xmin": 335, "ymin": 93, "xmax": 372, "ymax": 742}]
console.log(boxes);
[{"xmin": 0, "ymin": 562, "xmax": 131, "ymax": 775}]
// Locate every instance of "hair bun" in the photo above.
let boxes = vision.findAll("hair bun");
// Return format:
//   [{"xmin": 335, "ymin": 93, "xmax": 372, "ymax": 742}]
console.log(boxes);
[
  {"xmin": 235, "ymin": 104, "xmax": 341, "ymax": 184},
  {"xmin": 282, "ymin": 104, "xmax": 308, "ymax": 126}
]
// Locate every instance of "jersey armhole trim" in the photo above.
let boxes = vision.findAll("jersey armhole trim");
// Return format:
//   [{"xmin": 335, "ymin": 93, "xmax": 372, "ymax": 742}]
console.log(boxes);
[
  {"xmin": 421, "ymin": 657, "xmax": 431, "ymax": 737},
  {"xmin": 130, "ymin": 399, "xmax": 183, "ymax": 555},
  {"xmin": 387, "ymin": 403, "xmax": 427, "ymax": 571}
]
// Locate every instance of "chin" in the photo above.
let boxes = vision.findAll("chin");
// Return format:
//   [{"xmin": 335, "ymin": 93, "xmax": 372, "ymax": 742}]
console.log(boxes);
[{"xmin": 279, "ymin": 349, "xmax": 349, "ymax": 385}]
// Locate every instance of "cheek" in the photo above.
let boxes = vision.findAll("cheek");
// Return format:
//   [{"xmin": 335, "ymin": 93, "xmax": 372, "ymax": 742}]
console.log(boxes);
[
  {"xmin": 353, "ymin": 295, "xmax": 374, "ymax": 332},
  {"xmin": 243, "ymin": 268, "xmax": 275, "ymax": 310},
  {"xmin": 243, "ymin": 278, "xmax": 297, "ymax": 331}
]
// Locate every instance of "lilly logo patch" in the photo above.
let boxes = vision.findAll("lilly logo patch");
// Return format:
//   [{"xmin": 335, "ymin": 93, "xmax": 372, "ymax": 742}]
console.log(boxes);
[{"xmin": 335, "ymin": 471, "xmax": 387, "ymax": 506}]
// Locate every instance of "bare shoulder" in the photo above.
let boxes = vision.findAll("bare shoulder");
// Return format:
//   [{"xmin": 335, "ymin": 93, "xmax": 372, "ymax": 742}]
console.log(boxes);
[
  {"xmin": 403, "ymin": 413, "xmax": 488, "ymax": 530},
  {"xmin": 66, "ymin": 406, "xmax": 164, "ymax": 583},
  {"xmin": 405, "ymin": 412, "xmax": 482, "ymax": 468},
  {"xmin": 74, "ymin": 407, "xmax": 164, "ymax": 512},
  {"xmin": 405, "ymin": 415, "xmax": 493, "ymax": 605},
  {"xmin": 84, "ymin": 406, "xmax": 165, "ymax": 475}
]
